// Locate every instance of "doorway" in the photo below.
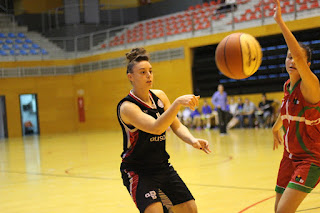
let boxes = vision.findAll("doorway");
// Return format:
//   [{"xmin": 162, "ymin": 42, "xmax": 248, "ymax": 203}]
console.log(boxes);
[
  {"xmin": 19, "ymin": 94, "xmax": 40, "ymax": 136},
  {"xmin": 0, "ymin": 96, "xmax": 8, "ymax": 139}
]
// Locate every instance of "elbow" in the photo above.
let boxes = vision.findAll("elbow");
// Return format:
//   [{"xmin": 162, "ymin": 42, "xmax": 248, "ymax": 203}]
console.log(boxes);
[
  {"xmin": 152, "ymin": 129, "xmax": 166, "ymax": 135},
  {"xmin": 150, "ymin": 126, "xmax": 166, "ymax": 135}
]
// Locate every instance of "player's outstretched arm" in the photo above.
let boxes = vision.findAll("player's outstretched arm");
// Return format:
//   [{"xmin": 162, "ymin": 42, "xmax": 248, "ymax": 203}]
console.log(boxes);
[
  {"xmin": 172, "ymin": 121, "xmax": 211, "ymax": 154},
  {"xmin": 155, "ymin": 90, "xmax": 211, "ymax": 154},
  {"xmin": 121, "ymin": 90, "xmax": 199, "ymax": 135},
  {"xmin": 273, "ymin": 0, "xmax": 320, "ymax": 104}
]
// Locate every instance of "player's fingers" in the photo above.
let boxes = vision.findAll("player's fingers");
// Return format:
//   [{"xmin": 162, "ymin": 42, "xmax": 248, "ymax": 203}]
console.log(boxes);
[
  {"xmin": 194, "ymin": 96, "xmax": 200, "ymax": 106},
  {"xmin": 205, "ymin": 147, "xmax": 212, "ymax": 153},
  {"xmin": 188, "ymin": 97, "xmax": 196, "ymax": 109},
  {"xmin": 200, "ymin": 141, "xmax": 211, "ymax": 153},
  {"xmin": 204, "ymin": 142, "xmax": 211, "ymax": 151}
]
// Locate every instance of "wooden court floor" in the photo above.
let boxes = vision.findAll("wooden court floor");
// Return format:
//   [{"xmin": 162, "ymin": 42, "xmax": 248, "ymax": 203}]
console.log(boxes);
[{"xmin": 0, "ymin": 129, "xmax": 319, "ymax": 213}]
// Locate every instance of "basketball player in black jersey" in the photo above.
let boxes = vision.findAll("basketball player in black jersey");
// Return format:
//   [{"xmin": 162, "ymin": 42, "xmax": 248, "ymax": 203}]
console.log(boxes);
[{"xmin": 117, "ymin": 47, "xmax": 211, "ymax": 213}]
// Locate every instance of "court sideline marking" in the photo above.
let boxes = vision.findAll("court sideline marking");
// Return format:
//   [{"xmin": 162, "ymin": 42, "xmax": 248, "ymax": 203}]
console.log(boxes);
[{"xmin": 238, "ymin": 195, "xmax": 275, "ymax": 212}]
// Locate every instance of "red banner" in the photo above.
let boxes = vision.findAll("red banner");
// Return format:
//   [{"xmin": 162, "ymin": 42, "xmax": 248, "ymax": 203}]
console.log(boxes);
[{"xmin": 77, "ymin": 97, "xmax": 85, "ymax": 122}]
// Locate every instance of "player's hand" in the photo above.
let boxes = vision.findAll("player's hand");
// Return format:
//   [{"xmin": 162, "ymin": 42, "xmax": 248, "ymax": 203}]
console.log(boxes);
[
  {"xmin": 175, "ymin": 95, "xmax": 200, "ymax": 111},
  {"xmin": 273, "ymin": 0, "xmax": 282, "ymax": 23},
  {"xmin": 272, "ymin": 129, "xmax": 283, "ymax": 150},
  {"xmin": 192, "ymin": 138, "xmax": 211, "ymax": 154}
]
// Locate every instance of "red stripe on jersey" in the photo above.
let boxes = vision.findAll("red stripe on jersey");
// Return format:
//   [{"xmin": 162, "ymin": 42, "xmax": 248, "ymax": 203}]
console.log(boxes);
[
  {"xmin": 129, "ymin": 93, "xmax": 151, "ymax": 108},
  {"xmin": 123, "ymin": 130, "xmax": 139, "ymax": 159},
  {"xmin": 129, "ymin": 91, "xmax": 155, "ymax": 109},
  {"xmin": 129, "ymin": 171, "xmax": 139, "ymax": 207}
]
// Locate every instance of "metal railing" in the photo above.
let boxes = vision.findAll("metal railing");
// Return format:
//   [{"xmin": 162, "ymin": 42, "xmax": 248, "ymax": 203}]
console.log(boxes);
[
  {"xmin": 0, "ymin": 0, "xmax": 318, "ymax": 61},
  {"xmin": 46, "ymin": 1, "xmax": 318, "ymax": 55}
]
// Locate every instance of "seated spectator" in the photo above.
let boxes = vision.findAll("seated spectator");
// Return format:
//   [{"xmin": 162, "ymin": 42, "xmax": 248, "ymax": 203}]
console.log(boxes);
[
  {"xmin": 256, "ymin": 93, "xmax": 279, "ymax": 128},
  {"xmin": 239, "ymin": 98, "xmax": 256, "ymax": 128},
  {"xmin": 191, "ymin": 108, "xmax": 202, "ymax": 130},
  {"xmin": 177, "ymin": 109, "xmax": 183, "ymax": 123},
  {"xmin": 201, "ymin": 100, "xmax": 213, "ymax": 129},
  {"xmin": 227, "ymin": 97, "xmax": 240, "ymax": 129},
  {"xmin": 182, "ymin": 107, "xmax": 192, "ymax": 128}
]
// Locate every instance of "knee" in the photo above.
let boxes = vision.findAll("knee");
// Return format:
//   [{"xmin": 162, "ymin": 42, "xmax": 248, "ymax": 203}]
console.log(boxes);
[
  {"xmin": 187, "ymin": 203, "xmax": 197, "ymax": 213},
  {"xmin": 175, "ymin": 200, "xmax": 197, "ymax": 213},
  {"xmin": 187, "ymin": 201, "xmax": 197, "ymax": 213}
]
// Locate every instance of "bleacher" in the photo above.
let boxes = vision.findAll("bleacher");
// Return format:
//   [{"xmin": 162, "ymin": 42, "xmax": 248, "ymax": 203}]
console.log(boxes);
[
  {"xmin": 101, "ymin": 0, "xmax": 250, "ymax": 49},
  {"xmin": 0, "ymin": 13, "xmax": 66, "ymax": 61},
  {"xmin": 0, "ymin": 0, "xmax": 319, "ymax": 60},
  {"xmin": 0, "ymin": 32, "xmax": 48, "ymax": 57},
  {"xmin": 96, "ymin": 0, "xmax": 319, "ymax": 51},
  {"xmin": 232, "ymin": 0, "xmax": 319, "ymax": 23}
]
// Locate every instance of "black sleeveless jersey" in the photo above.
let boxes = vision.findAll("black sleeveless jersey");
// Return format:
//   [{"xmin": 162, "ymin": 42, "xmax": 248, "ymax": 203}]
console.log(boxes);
[{"xmin": 117, "ymin": 90, "xmax": 170, "ymax": 172}]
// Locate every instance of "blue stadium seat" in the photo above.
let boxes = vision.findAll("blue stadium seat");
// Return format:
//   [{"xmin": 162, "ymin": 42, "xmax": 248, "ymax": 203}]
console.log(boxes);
[
  {"xmin": 0, "ymin": 50, "xmax": 7, "ymax": 56},
  {"xmin": 8, "ymin": 33, "xmax": 16, "ymax": 38},
  {"xmin": 29, "ymin": 49, "xmax": 38, "ymax": 55},
  {"xmin": 22, "ymin": 44, "xmax": 30, "ymax": 49},
  {"xmin": 17, "ymin": 32, "xmax": 26, "ymax": 38},
  {"xmin": 269, "ymin": 74, "xmax": 279, "ymax": 78},
  {"xmin": 258, "ymin": 75, "xmax": 268, "ymax": 79},
  {"xmin": 280, "ymin": 73, "xmax": 289, "ymax": 78},
  {"xmin": 219, "ymin": 79, "xmax": 228, "ymax": 83},
  {"xmin": 248, "ymin": 76, "xmax": 258, "ymax": 80},
  {"xmin": 13, "ymin": 44, "xmax": 20, "ymax": 49},
  {"xmin": 5, "ymin": 39, "xmax": 13, "ymax": 44},
  {"xmin": 0, "ymin": 40, "xmax": 3, "ymax": 45},
  {"xmin": 15, "ymin": 39, "xmax": 23, "ymax": 44},
  {"xmin": 0, "ymin": 33, "xmax": 6, "ymax": 38},
  {"xmin": 2, "ymin": 44, "xmax": 10, "ymax": 50},
  {"xmin": 40, "ymin": 48, "xmax": 48, "ymax": 55},
  {"xmin": 9, "ymin": 49, "xmax": 18, "ymax": 56},
  {"xmin": 19, "ymin": 49, "xmax": 28, "ymax": 55},
  {"xmin": 25, "ymin": 38, "xmax": 33, "ymax": 44},
  {"xmin": 32, "ymin": 43, "xmax": 40, "ymax": 49}
]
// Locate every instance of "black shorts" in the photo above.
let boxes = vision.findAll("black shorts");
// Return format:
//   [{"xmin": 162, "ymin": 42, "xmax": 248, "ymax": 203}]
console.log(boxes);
[{"xmin": 121, "ymin": 164, "xmax": 194, "ymax": 213}]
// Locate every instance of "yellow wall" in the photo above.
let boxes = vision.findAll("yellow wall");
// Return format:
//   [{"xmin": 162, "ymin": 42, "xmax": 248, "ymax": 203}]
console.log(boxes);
[
  {"xmin": 72, "ymin": 55, "xmax": 193, "ymax": 132},
  {"xmin": 14, "ymin": 0, "xmax": 64, "ymax": 14},
  {"xmin": 1, "ymin": 16, "xmax": 319, "ymax": 137},
  {"xmin": 99, "ymin": 0, "xmax": 164, "ymax": 9},
  {"xmin": 0, "ymin": 76, "xmax": 76, "ymax": 137}
]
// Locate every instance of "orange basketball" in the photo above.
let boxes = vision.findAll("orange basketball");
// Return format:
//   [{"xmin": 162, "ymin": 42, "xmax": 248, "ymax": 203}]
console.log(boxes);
[{"xmin": 215, "ymin": 33, "xmax": 262, "ymax": 79}]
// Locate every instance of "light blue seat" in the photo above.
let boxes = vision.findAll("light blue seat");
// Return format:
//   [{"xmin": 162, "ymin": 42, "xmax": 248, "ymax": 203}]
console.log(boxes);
[
  {"xmin": 9, "ymin": 49, "xmax": 18, "ymax": 56},
  {"xmin": 13, "ymin": 44, "xmax": 20, "ymax": 49},
  {"xmin": 20, "ymin": 49, "xmax": 28, "ymax": 55},
  {"xmin": 22, "ymin": 43, "xmax": 30, "ymax": 49},
  {"xmin": 17, "ymin": 32, "xmax": 26, "ymax": 38},
  {"xmin": 0, "ymin": 33, "xmax": 6, "ymax": 38},
  {"xmin": 2, "ymin": 44, "xmax": 10, "ymax": 50},
  {"xmin": 30, "ymin": 49, "xmax": 38, "ymax": 55},
  {"xmin": 32, "ymin": 43, "xmax": 40, "ymax": 49},
  {"xmin": 25, "ymin": 38, "xmax": 33, "ymax": 44},
  {"xmin": 0, "ymin": 49, "xmax": 7, "ymax": 56},
  {"xmin": 8, "ymin": 33, "xmax": 16, "ymax": 38},
  {"xmin": 40, "ymin": 48, "xmax": 48, "ymax": 55},
  {"xmin": 15, "ymin": 39, "xmax": 23, "ymax": 44},
  {"xmin": 5, "ymin": 39, "xmax": 13, "ymax": 44}
]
